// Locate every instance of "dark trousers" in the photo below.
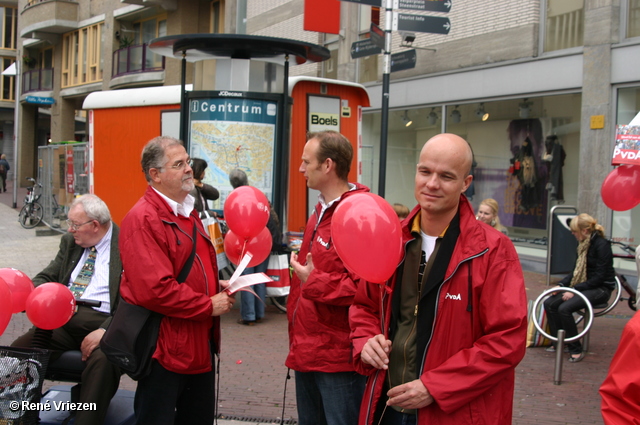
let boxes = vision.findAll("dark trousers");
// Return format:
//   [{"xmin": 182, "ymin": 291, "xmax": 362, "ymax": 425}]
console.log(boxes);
[
  {"xmin": 543, "ymin": 287, "xmax": 611, "ymax": 354},
  {"xmin": 12, "ymin": 306, "xmax": 121, "ymax": 425},
  {"xmin": 295, "ymin": 370, "xmax": 366, "ymax": 425},
  {"xmin": 134, "ymin": 359, "xmax": 215, "ymax": 425}
]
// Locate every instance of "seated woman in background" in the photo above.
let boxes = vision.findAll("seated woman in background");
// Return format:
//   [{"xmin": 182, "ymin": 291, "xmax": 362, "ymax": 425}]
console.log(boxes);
[
  {"xmin": 476, "ymin": 198, "xmax": 508, "ymax": 235},
  {"xmin": 543, "ymin": 213, "xmax": 615, "ymax": 362},
  {"xmin": 190, "ymin": 158, "xmax": 220, "ymax": 216}
]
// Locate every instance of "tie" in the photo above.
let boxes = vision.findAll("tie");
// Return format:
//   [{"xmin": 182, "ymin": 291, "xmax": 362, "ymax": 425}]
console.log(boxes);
[{"xmin": 69, "ymin": 247, "xmax": 96, "ymax": 299}]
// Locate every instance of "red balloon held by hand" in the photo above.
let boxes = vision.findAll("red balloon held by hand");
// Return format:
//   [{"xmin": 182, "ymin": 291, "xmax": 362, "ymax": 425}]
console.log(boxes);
[
  {"xmin": 0, "ymin": 268, "xmax": 35, "ymax": 313},
  {"xmin": 224, "ymin": 228, "xmax": 272, "ymax": 268},
  {"xmin": 25, "ymin": 283, "xmax": 76, "ymax": 330},
  {"xmin": 223, "ymin": 186, "xmax": 270, "ymax": 240},
  {"xmin": 331, "ymin": 193, "xmax": 404, "ymax": 283},
  {"xmin": 0, "ymin": 278, "xmax": 12, "ymax": 336},
  {"xmin": 601, "ymin": 165, "xmax": 640, "ymax": 211}
]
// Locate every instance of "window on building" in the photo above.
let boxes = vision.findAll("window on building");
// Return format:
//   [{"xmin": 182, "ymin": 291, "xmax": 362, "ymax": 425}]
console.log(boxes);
[
  {"xmin": 211, "ymin": 0, "xmax": 225, "ymax": 33},
  {"xmin": 358, "ymin": 6, "xmax": 380, "ymax": 83},
  {"xmin": 132, "ymin": 15, "xmax": 166, "ymax": 70},
  {"xmin": 0, "ymin": 6, "xmax": 17, "ymax": 50},
  {"xmin": 628, "ymin": 0, "xmax": 640, "ymax": 38},
  {"xmin": 62, "ymin": 23, "xmax": 104, "ymax": 88},
  {"xmin": 1, "ymin": 57, "xmax": 14, "ymax": 101},
  {"xmin": 544, "ymin": 0, "xmax": 584, "ymax": 52}
]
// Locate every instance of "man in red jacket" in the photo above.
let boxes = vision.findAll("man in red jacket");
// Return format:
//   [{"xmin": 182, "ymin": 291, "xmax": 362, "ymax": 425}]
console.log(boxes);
[
  {"xmin": 287, "ymin": 131, "xmax": 368, "ymax": 425},
  {"xmin": 350, "ymin": 134, "xmax": 527, "ymax": 425},
  {"xmin": 119, "ymin": 136, "xmax": 235, "ymax": 425}
]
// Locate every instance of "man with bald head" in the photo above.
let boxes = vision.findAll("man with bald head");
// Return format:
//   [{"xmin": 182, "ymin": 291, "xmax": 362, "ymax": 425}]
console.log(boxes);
[{"xmin": 350, "ymin": 134, "xmax": 527, "ymax": 425}]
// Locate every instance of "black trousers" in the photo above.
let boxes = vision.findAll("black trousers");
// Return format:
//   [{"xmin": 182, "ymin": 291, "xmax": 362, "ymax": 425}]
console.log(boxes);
[
  {"xmin": 12, "ymin": 306, "xmax": 121, "ymax": 425},
  {"xmin": 543, "ymin": 287, "xmax": 611, "ymax": 354},
  {"xmin": 134, "ymin": 359, "xmax": 215, "ymax": 425}
]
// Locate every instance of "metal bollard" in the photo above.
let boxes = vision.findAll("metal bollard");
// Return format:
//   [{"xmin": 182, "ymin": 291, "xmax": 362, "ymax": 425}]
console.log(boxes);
[{"xmin": 554, "ymin": 329, "xmax": 565, "ymax": 385}]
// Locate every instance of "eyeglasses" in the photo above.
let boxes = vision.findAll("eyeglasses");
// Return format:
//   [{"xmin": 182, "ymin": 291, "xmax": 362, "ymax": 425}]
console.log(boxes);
[
  {"xmin": 66, "ymin": 219, "xmax": 94, "ymax": 231},
  {"xmin": 167, "ymin": 158, "xmax": 193, "ymax": 171}
]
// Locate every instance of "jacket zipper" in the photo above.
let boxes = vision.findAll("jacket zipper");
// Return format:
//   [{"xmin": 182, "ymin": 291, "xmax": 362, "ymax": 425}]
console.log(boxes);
[{"xmin": 415, "ymin": 248, "xmax": 488, "ymax": 423}]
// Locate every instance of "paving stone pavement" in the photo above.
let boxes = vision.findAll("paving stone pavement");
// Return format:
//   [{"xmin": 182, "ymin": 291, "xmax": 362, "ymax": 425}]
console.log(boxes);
[{"xmin": 0, "ymin": 182, "xmax": 635, "ymax": 424}]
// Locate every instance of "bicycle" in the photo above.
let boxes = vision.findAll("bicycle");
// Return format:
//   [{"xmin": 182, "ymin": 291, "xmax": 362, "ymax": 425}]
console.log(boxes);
[
  {"xmin": 18, "ymin": 177, "xmax": 43, "ymax": 229},
  {"xmin": 609, "ymin": 240, "xmax": 638, "ymax": 311}
]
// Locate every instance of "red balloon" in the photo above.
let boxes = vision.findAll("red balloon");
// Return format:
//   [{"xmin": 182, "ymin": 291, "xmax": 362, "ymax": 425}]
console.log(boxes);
[
  {"xmin": 25, "ymin": 283, "xmax": 76, "ymax": 330},
  {"xmin": 332, "ymin": 193, "xmax": 404, "ymax": 283},
  {"xmin": 0, "ymin": 268, "xmax": 35, "ymax": 313},
  {"xmin": 224, "ymin": 228, "xmax": 272, "ymax": 268},
  {"xmin": 0, "ymin": 278, "xmax": 12, "ymax": 336},
  {"xmin": 601, "ymin": 165, "xmax": 640, "ymax": 211},
  {"xmin": 223, "ymin": 186, "xmax": 270, "ymax": 239}
]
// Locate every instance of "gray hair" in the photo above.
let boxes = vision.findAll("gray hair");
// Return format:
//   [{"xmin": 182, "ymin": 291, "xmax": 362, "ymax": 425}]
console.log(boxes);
[
  {"xmin": 141, "ymin": 136, "xmax": 183, "ymax": 182},
  {"xmin": 70, "ymin": 194, "xmax": 111, "ymax": 224},
  {"xmin": 229, "ymin": 168, "xmax": 249, "ymax": 188}
]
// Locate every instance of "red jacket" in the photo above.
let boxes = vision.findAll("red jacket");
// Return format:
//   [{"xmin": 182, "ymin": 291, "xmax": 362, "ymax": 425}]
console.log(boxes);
[
  {"xmin": 285, "ymin": 183, "xmax": 369, "ymax": 373},
  {"xmin": 600, "ymin": 310, "xmax": 640, "ymax": 424},
  {"xmin": 119, "ymin": 186, "xmax": 219, "ymax": 374},
  {"xmin": 350, "ymin": 196, "xmax": 527, "ymax": 425}
]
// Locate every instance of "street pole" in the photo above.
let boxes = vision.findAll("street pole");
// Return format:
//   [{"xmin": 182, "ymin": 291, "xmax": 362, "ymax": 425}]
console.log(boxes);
[
  {"xmin": 179, "ymin": 51, "xmax": 187, "ymax": 144},
  {"xmin": 377, "ymin": 0, "xmax": 392, "ymax": 198},
  {"xmin": 12, "ymin": 59, "xmax": 20, "ymax": 208}
]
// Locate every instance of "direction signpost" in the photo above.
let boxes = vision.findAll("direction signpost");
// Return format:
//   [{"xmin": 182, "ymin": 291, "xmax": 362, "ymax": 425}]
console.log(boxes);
[
  {"xmin": 339, "ymin": 0, "xmax": 381, "ymax": 6},
  {"xmin": 350, "ymin": 38, "xmax": 383, "ymax": 59},
  {"xmin": 393, "ymin": 0, "xmax": 452, "ymax": 12},
  {"xmin": 337, "ymin": 0, "xmax": 452, "ymax": 197},
  {"xmin": 393, "ymin": 13, "xmax": 451, "ymax": 35},
  {"xmin": 390, "ymin": 49, "xmax": 416, "ymax": 72},
  {"xmin": 370, "ymin": 23, "xmax": 385, "ymax": 49}
]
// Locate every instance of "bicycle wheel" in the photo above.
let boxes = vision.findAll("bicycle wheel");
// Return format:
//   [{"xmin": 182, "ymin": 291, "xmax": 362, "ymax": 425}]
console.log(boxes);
[
  {"xmin": 19, "ymin": 202, "xmax": 43, "ymax": 229},
  {"xmin": 271, "ymin": 296, "xmax": 288, "ymax": 313}
]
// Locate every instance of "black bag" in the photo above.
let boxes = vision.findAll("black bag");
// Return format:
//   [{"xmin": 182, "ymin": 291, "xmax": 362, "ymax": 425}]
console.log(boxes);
[{"xmin": 100, "ymin": 223, "xmax": 197, "ymax": 380}]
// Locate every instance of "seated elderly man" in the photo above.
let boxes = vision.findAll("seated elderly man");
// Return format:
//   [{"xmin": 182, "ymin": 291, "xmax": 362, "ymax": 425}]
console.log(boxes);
[{"xmin": 12, "ymin": 194, "xmax": 122, "ymax": 425}]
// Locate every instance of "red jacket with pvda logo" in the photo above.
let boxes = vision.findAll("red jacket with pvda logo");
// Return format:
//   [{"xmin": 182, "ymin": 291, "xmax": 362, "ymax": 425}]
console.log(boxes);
[
  {"xmin": 350, "ymin": 195, "xmax": 528, "ymax": 425},
  {"xmin": 285, "ymin": 183, "xmax": 369, "ymax": 373}
]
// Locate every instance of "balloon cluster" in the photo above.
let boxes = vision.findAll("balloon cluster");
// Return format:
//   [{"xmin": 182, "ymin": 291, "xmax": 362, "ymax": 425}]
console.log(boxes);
[
  {"xmin": 0, "ymin": 267, "xmax": 76, "ymax": 336},
  {"xmin": 223, "ymin": 186, "xmax": 272, "ymax": 267},
  {"xmin": 331, "ymin": 193, "xmax": 404, "ymax": 284},
  {"xmin": 601, "ymin": 164, "xmax": 640, "ymax": 211}
]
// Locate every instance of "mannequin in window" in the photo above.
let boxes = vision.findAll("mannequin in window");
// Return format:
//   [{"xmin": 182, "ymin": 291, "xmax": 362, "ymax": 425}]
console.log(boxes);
[
  {"xmin": 511, "ymin": 137, "xmax": 537, "ymax": 211},
  {"xmin": 542, "ymin": 135, "xmax": 566, "ymax": 202}
]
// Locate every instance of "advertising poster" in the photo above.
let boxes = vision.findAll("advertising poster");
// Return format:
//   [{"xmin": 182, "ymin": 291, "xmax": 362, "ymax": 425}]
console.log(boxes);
[
  {"xmin": 612, "ymin": 125, "xmax": 640, "ymax": 165},
  {"xmin": 188, "ymin": 93, "xmax": 279, "ymax": 211}
]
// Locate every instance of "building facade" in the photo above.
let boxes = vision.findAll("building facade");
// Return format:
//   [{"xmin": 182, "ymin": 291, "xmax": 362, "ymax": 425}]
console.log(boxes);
[{"xmin": 12, "ymin": 0, "xmax": 640, "ymax": 270}]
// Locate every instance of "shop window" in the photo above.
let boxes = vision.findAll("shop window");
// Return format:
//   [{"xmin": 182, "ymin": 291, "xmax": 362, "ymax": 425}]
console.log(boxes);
[
  {"xmin": 0, "ymin": 7, "xmax": 17, "ymax": 50},
  {"xmin": 362, "ymin": 95, "xmax": 582, "ymax": 238},
  {"xmin": 62, "ymin": 23, "xmax": 104, "ymax": 88},
  {"xmin": 611, "ymin": 87, "xmax": 640, "ymax": 246},
  {"xmin": 544, "ymin": 0, "xmax": 584, "ymax": 52}
]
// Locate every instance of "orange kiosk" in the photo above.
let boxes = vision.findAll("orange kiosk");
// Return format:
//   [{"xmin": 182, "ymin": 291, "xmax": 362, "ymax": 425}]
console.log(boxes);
[{"xmin": 287, "ymin": 77, "xmax": 370, "ymax": 234}]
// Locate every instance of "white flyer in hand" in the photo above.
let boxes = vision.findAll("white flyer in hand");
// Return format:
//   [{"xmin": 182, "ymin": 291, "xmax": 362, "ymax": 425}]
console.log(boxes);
[{"xmin": 225, "ymin": 252, "xmax": 273, "ymax": 295}]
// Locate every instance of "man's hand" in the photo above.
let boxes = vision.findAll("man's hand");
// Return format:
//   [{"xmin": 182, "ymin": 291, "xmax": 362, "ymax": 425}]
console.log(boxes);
[
  {"xmin": 80, "ymin": 328, "xmax": 105, "ymax": 361},
  {"xmin": 290, "ymin": 251, "xmax": 314, "ymax": 283},
  {"xmin": 361, "ymin": 334, "xmax": 392, "ymax": 369},
  {"xmin": 387, "ymin": 379, "xmax": 434, "ymax": 410},
  {"xmin": 211, "ymin": 291, "xmax": 235, "ymax": 316}
]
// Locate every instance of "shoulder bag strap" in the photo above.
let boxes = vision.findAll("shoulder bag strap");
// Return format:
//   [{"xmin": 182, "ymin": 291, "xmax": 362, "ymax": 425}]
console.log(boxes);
[{"xmin": 176, "ymin": 222, "xmax": 198, "ymax": 283}]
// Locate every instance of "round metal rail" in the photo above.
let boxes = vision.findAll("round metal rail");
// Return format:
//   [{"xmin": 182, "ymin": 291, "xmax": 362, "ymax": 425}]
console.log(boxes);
[
  {"xmin": 531, "ymin": 287, "xmax": 594, "ymax": 342},
  {"xmin": 574, "ymin": 276, "xmax": 622, "ymax": 325}
]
